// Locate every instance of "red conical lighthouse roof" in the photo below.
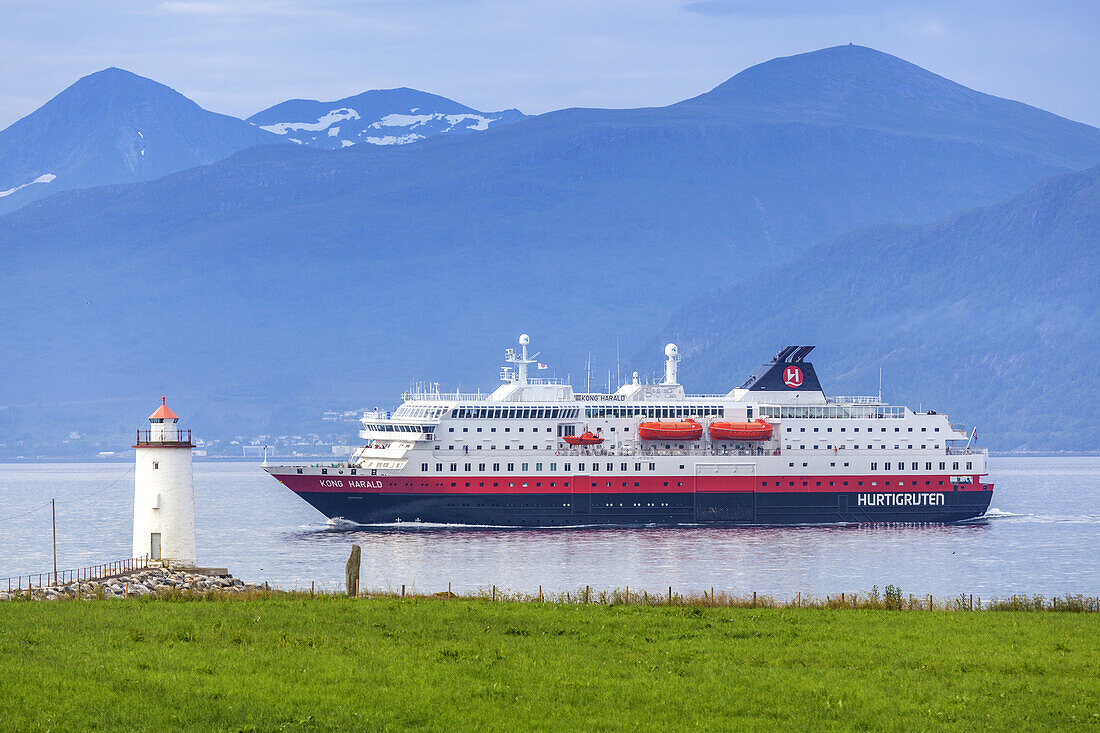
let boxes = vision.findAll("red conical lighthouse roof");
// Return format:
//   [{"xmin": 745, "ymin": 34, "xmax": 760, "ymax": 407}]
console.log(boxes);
[{"xmin": 148, "ymin": 396, "xmax": 179, "ymax": 421}]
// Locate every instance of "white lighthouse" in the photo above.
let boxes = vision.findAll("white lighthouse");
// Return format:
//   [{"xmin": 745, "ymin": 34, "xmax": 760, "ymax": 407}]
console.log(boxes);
[{"xmin": 132, "ymin": 397, "xmax": 197, "ymax": 567}]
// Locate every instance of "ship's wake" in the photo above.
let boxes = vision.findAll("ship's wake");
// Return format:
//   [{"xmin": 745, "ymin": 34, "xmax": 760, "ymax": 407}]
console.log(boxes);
[
  {"xmin": 980, "ymin": 508, "xmax": 1029, "ymax": 519},
  {"xmin": 968, "ymin": 508, "xmax": 1099, "ymax": 524}
]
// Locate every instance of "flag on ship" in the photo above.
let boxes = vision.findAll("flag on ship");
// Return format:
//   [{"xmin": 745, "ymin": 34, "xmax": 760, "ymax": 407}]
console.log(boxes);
[{"xmin": 538, "ymin": 363, "xmax": 548, "ymax": 369}]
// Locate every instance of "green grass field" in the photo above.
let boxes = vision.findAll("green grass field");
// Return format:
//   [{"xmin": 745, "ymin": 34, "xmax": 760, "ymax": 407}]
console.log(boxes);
[{"xmin": 1, "ymin": 597, "xmax": 1097, "ymax": 730}]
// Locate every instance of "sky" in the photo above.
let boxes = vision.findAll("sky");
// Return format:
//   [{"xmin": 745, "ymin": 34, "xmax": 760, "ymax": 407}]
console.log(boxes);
[{"xmin": 1, "ymin": 0, "xmax": 1099, "ymax": 129}]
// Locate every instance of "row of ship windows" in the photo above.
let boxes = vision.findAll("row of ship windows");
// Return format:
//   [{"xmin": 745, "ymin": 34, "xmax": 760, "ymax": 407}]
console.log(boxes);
[
  {"xmin": 787, "ymin": 444, "xmax": 940, "ymax": 450},
  {"xmin": 765, "ymin": 480, "xmax": 956, "ymax": 487},
  {"xmin": 449, "ymin": 426, "xmax": 555, "ymax": 433},
  {"xmin": 440, "ymin": 445, "xmax": 557, "ymax": 451},
  {"xmin": 784, "ymin": 461, "xmax": 973, "ymax": 471},
  {"xmin": 369, "ymin": 419, "xmax": 943, "ymax": 436},
  {"xmin": 584, "ymin": 406, "xmax": 725, "ymax": 419},
  {"xmin": 362, "ymin": 423, "xmax": 429, "ymax": 433},
  {"xmin": 451, "ymin": 407, "xmax": 581, "ymax": 419},
  {"xmin": 439, "ymin": 479, "xmax": 967, "ymax": 489},
  {"xmin": 425, "ymin": 462, "xmax": 660, "ymax": 473},
  {"xmin": 787, "ymin": 426, "xmax": 939, "ymax": 433},
  {"xmin": 442, "ymin": 501, "xmax": 675, "ymax": 508},
  {"xmin": 420, "ymin": 459, "xmax": 973, "ymax": 473}
]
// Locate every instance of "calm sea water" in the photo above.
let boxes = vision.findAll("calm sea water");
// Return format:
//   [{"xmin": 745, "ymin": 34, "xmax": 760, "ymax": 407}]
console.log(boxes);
[{"xmin": 1, "ymin": 457, "xmax": 1097, "ymax": 599}]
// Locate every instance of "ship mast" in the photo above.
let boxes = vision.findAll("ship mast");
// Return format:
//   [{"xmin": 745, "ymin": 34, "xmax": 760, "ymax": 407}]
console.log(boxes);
[{"xmin": 504, "ymin": 334, "xmax": 539, "ymax": 385}]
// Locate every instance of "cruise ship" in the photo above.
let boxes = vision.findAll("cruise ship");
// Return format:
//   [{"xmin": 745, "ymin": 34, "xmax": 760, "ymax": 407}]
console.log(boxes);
[{"xmin": 265, "ymin": 336, "xmax": 993, "ymax": 526}]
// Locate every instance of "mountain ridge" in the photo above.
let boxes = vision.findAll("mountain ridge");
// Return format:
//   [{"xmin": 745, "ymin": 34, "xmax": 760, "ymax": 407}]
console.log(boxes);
[
  {"xmin": 0, "ymin": 67, "xmax": 288, "ymax": 215},
  {"xmin": 2, "ymin": 45, "xmax": 1099, "ymax": 453},
  {"xmin": 654, "ymin": 163, "xmax": 1100, "ymax": 450},
  {"xmin": 246, "ymin": 87, "xmax": 525, "ymax": 148}
]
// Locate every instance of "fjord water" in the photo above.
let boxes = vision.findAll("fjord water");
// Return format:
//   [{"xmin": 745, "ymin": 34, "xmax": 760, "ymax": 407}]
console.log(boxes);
[{"xmin": 1, "ymin": 457, "xmax": 1096, "ymax": 598}]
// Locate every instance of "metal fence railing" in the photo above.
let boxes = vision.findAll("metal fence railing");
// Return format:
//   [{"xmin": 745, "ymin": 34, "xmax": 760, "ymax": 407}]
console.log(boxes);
[{"xmin": 3, "ymin": 556, "xmax": 151, "ymax": 593}]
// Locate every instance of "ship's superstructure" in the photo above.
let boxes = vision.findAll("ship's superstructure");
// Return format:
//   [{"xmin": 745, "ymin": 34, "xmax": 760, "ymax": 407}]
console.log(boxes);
[{"xmin": 266, "ymin": 336, "xmax": 992, "ymax": 525}]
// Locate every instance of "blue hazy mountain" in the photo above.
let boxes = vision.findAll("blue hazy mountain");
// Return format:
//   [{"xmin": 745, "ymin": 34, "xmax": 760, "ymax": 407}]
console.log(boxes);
[
  {"xmin": 2, "ymin": 45, "xmax": 1099, "ymax": 453},
  {"xmin": 654, "ymin": 164, "xmax": 1100, "ymax": 451},
  {"xmin": 246, "ymin": 88, "xmax": 525, "ymax": 149},
  {"xmin": 0, "ymin": 68, "xmax": 287, "ymax": 215}
]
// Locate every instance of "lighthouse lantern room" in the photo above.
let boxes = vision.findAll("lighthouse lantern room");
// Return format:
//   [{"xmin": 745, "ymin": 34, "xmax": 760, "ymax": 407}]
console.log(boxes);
[{"xmin": 132, "ymin": 397, "xmax": 197, "ymax": 567}]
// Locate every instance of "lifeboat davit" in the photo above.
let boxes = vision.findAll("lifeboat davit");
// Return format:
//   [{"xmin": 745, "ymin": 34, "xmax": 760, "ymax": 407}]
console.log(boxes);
[
  {"xmin": 708, "ymin": 419, "xmax": 773, "ymax": 441},
  {"xmin": 563, "ymin": 431, "xmax": 604, "ymax": 446},
  {"xmin": 638, "ymin": 419, "xmax": 704, "ymax": 441}
]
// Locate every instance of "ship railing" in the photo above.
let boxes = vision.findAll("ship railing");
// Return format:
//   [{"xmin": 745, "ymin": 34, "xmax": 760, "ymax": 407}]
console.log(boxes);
[
  {"xmin": 558, "ymin": 446, "xmax": 782, "ymax": 458},
  {"xmin": 402, "ymin": 392, "xmax": 488, "ymax": 402},
  {"xmin": 526, "ymin": 377, "xmax": 565, "ymax": 385},
  {"xmin": 951, "ymin": 423, "xmax": 968, "ymax": 433},
  {"xmin": 946, "ymin": 447, "xmax": 986, "ymax": 455},
  {"xmin": 827, "ymin": 395, "xmax": 880, "ymax": 404},
  {"xmin": 759, "ymin": 405, "xmax": 905, "ymax": 419},
  {"xmin": 134, "ymin": 429, "xmax": 193, "ymax": 446}
]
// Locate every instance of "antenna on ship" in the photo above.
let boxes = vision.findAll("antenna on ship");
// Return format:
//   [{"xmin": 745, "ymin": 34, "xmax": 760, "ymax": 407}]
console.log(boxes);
[
  {"xmin": 616, "ymin": 340, "xmax": 621, "ymax": 390},
  {"xmin": 504, "ymin": 333, "xmax": 539, "ymax": 385},
  {"xmin": 878, "ymin": 366, "xmax": 883, "ymax": 403},
  {"xmin": 585, "ymin": 354, "xmax": 592, "ymax": 393}
]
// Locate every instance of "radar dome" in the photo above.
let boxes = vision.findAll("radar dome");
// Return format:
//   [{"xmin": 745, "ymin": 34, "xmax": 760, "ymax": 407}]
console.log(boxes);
[
  {"xmin": 665, "ymin": 343, "xmax": 678, "ymax": 357},
  {"xmin": 519, "ymin": 334, "xmax": 530, "ymax": 345}
]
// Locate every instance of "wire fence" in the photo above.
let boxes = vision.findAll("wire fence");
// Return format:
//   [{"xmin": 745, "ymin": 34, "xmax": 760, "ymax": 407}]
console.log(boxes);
[{"xmin": 3, "ymin": 556, "xmax": 151, "ymax": 593}]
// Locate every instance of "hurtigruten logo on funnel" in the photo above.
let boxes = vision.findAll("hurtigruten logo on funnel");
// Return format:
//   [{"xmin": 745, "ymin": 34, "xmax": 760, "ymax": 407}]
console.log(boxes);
[{"xmin": 783, "ymin": 365, "xmax": 804, "ymax": 388}]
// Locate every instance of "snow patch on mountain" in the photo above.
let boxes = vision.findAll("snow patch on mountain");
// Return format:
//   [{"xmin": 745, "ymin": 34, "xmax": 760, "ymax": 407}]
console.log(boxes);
[
  {"xmin": 259, "ymin": 108, "xmax": 360, "ymax": 135},
  {"xmin": 255, "ymin": 107, "xmax": 509, "ymax": 147},
  {"xmin": 0, "ymin": 173, "xmax": 56, "ymax": 198},
  {"xmin": 246, "ymin": 89, "xmax": 526, "ymax": 150},
  {"xmin": 369, "ymin": 112, "xmax": 495, "ymax": 133},
  {"xmin": 365, "ymin": 133, "xmax": 424, "ymax": 145}
]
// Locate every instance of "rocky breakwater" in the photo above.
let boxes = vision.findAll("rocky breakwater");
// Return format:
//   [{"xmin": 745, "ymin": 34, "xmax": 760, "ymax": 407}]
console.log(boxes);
[{"xmin": 0, "ymin": 568, "xmax": 265, "ymax": 601}]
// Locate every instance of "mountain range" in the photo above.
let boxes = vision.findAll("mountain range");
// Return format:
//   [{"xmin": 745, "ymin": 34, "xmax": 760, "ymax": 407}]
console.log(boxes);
[
  {"xmin": 1, "ymin": 45, "xmax": 1098, "ymax": 454},
  {"xmin": 654, "ymin": 164, "xmax": 1100, "ymax": 452},
  {"xmin": 246, "ymin": 88, "xmax": 525, "ymax": 148},
  {"xmin": 0, "ymin": 71, "xmax": 524, "ymax": 216}
]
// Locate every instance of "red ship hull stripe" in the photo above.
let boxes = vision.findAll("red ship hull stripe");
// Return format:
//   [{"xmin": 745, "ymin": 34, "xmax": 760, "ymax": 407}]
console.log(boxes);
[{"xmin": 269, "ymin": 473, "xmax": 989, "ymax": 496}]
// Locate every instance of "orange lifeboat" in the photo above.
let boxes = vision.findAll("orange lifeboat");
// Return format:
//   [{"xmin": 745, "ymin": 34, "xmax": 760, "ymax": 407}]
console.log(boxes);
[
  {"xmin": 563, "ymin": 431, "xmax": 604, "ymax": 446},
  {"xmin": 709, "ymin": 419, "xmax": 773, "ymax": 441},
  {"xmin": 638, "ymin": 419, "xmax": 704, "ymax": 441}
]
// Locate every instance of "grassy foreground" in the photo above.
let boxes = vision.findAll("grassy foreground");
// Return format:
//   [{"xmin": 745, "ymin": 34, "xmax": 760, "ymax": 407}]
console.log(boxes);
[{"xmin": 1, "ymin": 597, "xmax": 1097, "ymax": 731}]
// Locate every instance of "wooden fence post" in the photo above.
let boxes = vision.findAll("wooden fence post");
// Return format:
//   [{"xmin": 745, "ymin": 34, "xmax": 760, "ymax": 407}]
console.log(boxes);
[{"xmin": 345, "ymin": 545, "xmax": 361, "ymax": 597}]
